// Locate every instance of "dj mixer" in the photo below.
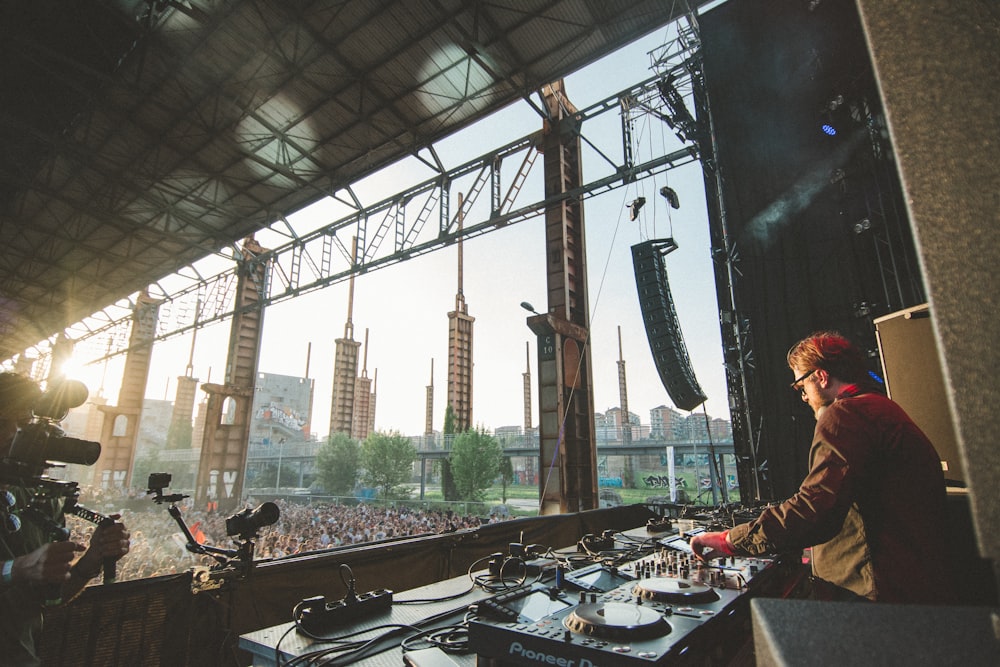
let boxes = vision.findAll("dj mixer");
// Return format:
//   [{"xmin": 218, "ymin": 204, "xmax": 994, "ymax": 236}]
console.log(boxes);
[
  {"xmin": 469, "ymin": 529, "xmax": 803, "ymax": 666},
  {"xmin": 239, "ymin": 507, "xmax": 807, "ymax": 667}
]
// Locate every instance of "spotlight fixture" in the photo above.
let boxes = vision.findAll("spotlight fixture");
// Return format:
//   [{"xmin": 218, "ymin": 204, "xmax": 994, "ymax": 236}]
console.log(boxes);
[
  {"xmin": 659, "ymin": 186, "xmax": 680, "ymax": 209},
  {"xmin": 626, "ymin": 197, "xmax": 646, "ymax": 221},
  {"xmin": 820, "ymin": 94, "xmax": 859, "ymax": 137}
]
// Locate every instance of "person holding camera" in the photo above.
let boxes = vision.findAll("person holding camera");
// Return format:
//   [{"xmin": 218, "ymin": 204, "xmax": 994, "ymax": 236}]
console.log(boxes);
[{"xmin": 0, "ymin": 372, "xmax": 130, "ymax": 666}]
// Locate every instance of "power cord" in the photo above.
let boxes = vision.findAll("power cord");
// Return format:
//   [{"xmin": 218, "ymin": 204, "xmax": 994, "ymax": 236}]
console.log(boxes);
[
  {"xmin": 281, "ymin": 623, "xmax": 418, "ymax": 667},
  {"xmin": 339, "ymin": 563, "xmax": 357, "ymax": 601},
  {"xmin": 467, "ymin": 553, "xmax": 526, "ymax": 593},
  {"xmin": 400, "ymin": 617, "xmax": 472, "ymax": 655}
]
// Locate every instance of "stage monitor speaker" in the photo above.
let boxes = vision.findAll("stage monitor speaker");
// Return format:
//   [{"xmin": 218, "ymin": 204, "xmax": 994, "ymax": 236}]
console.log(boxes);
[
  {"xmin": 632, "ymin": 239, "xmax": 707, "ymax": 411},
  {"xmin": 874, "ymin": 304, "xmax": 964, "ymax": 485}
]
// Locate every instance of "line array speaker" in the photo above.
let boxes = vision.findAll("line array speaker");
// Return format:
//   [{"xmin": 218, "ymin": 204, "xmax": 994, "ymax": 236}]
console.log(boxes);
[{"xmin": 632, "ymin": 239, "xmax": 707, "ymax": 412}]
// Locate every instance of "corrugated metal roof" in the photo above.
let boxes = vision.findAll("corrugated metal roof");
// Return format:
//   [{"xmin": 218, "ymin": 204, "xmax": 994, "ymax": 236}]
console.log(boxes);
[{"xmin": 0, "ymin": 0, "xmax": 697, "ymax": 363}]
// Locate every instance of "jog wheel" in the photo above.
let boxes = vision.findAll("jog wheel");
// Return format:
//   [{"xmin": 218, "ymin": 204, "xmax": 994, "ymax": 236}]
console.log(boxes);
[
  {"xmin": 564, "ymin": 602, "xmax": 671, "ymax": 641},
  {"xmin": 633, "ymin": 577, "xmax": 720, "ymax": 604}
]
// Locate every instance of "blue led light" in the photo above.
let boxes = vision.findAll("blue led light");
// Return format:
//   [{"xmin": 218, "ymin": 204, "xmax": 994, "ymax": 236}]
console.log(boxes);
[{"xmin": 821, "ymin": 123, "xmax": 838, "ymax": 136}]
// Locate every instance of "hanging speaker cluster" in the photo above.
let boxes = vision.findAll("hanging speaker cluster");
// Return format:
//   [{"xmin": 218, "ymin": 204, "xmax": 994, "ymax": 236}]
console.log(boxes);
[{"xmin": 631, "ymin": 239, "xmax": 707, "ymax": 411}]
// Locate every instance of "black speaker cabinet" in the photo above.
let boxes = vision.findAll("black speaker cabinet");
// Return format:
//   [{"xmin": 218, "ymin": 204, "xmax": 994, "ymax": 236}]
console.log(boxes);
[
  {"xmin": 874, "ymin": 304, "xmax": 964, "ymax": 485},
  {"xmin": 632, "ymin": 239, "xmax": 707, "ymax": 412}
]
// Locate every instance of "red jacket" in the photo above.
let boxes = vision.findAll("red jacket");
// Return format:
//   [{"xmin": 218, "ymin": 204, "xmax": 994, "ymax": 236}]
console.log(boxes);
[{"xmin": 728, "ymin": 389, "xmax": 956, "ymax": 603}]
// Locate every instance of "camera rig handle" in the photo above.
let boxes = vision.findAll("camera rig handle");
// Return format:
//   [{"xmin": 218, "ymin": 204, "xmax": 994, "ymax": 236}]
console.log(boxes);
[
  {"xmin": 6, "ymin": 476, "xmax": 119, "ymax": 586},
  {"xmin": 64, "ymin": 500, "xmax": 118, "ymax": 584}
]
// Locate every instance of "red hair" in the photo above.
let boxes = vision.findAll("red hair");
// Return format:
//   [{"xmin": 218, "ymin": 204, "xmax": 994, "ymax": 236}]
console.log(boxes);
[{"xmin": 787, "ymin": 332, "xmax": 868, "ymax": 384}]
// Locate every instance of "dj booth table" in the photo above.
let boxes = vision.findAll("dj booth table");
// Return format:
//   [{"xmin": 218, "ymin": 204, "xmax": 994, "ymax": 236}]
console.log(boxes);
[
  {"xmin": 240, "ymin": 570, "xmax": 488, "ymax": 667},
  {"xmin": 239, "ymin": 525, "xmax": 807, "ymax": 667}
]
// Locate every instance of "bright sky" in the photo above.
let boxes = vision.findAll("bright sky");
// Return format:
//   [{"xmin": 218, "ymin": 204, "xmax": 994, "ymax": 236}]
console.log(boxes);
[{"xmin": 70, "ymin": 24, "xmax": 727, "ymax": 441}]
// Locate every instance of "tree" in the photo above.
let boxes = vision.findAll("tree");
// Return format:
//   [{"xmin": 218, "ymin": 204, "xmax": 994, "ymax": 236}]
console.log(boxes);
[
  {"xmin": 130, "ymin": 447, "xmax": 162, "ymax": 490},
  {"xmin": 315, "ymin": 432, "xmax": 361, "ymax": 495},
  {"xmin": 441, "ymin": 404, "xmax": 462, "ymax": 500},
  {"xmin": 441, "ymin": 458, "xmax": 458, "ymax": 501},
  {"xmin": 499, "ymin": 456, "xmax": 514, "ymax": 503},
  {"xmin": 361, "ymin": 431, "xmax": 417, "ymax": 500},
  {"xmin": 165, "ymin": 418, "xmax": 193, "ymax": 450},
  {"xmin": 443, "ymin": 404, "xmax": 457, "ymax": 435},
  {"xmin": 449, "ymin": 428, "xmax": 502, "ymax": 502},
  {"xmin": 251, "ymin": 462, "xmax": 277, "ymax": 489},
  {"xmin": 248, "ymin": 462, "xmax": 276, "ymax": 489}
]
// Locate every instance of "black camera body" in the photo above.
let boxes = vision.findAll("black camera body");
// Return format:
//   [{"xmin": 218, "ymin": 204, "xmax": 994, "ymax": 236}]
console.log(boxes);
[
  {"xmin": 225, "ymin": 502, "xmax": 280, "ymax": 539},
  {"xmin": 147, "ymin": 472, "xmax": 172, "ymax": 493},
  {"xmin": 0, "ymin": 378, "xmax": 101, "ymax": 489},
  {"xmin": 7, "ymin": 420, "xmax": 101, "ymax": 468}
]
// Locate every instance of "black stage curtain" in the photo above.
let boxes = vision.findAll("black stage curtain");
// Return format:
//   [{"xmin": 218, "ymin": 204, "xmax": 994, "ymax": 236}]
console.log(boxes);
[{"xmin": 699, "ymin": 0, "xmax": 924, "ymax": 499}]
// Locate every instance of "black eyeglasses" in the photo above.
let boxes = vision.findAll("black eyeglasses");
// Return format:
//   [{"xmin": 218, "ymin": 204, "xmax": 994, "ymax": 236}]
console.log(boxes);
[{"xmin": 789, "ymin": 369, "xmax": 817, "ymax": 394}]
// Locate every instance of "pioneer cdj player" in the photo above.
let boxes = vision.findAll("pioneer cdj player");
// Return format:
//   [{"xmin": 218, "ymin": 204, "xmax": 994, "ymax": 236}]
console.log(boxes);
[{"xmin": 469, "ymin": 535, "xmax": 803, "ymax": 666}]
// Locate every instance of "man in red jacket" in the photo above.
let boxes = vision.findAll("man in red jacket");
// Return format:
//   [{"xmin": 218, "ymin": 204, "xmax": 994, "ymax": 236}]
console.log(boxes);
[{"xmin": 691, "ymin": 332, "xmax": 955, "ymax": 604}]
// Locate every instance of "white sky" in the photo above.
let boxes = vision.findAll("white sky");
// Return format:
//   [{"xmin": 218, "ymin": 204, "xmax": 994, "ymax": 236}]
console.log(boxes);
[{"xmin": 68, "ymin": 25, "xmax": 727, "ymax": 441}]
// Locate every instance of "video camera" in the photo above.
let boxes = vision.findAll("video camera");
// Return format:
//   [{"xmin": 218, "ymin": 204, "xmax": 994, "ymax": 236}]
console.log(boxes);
[
  {"xmin": 0, "ymin": 378, "xmax": 116, "ymax": 582},
  {"xmin": 4, "ymin": 378, "xmax": 100, "ymax": 472}
]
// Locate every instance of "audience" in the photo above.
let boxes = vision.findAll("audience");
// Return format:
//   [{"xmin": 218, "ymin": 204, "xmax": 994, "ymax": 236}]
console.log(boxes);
[{"xmin": 66, "ymin": 488, "xmax": 494, "ymax": 582}]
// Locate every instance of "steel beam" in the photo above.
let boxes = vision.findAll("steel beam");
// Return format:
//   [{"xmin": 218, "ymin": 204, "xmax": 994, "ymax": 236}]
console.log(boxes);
[
  {"xmin": 194, "ymin": 238, "xmax": 268, "ymax": 511},
  {"xmin": 17, "ymin": 71, "xmax": 698, "ymax": 370},
  {"xmin": 93, "ymin": 290, "xmax": 161, "ymax": 489},
  {"xmin": 529, "ymin": 81, "xmax": 598, "ymax": 515}
]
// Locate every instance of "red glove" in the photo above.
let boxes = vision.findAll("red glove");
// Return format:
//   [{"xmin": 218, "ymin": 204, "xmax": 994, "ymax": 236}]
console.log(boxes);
[{"xmin": 690, "ymin": 530, "xmax": 735, "ymax": 561}]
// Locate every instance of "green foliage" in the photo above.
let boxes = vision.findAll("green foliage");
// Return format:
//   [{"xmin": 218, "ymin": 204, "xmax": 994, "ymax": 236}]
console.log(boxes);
[
  {"xmin": 361, "ymin": 431, "xmax": 417, "ymax": 499},
  {"xmin": 443, "ymin": 404, "xmax": 456, "ymax": 435},
  {"xmin": 441, "ymin": 458, "xmax": 458, "ymax": 501},
  {"xmin": 499, "ymin": 456, "xmax": 514, "ymax": 503},
  {"xmin": 449, "ymin": 428, "xmax": 502, "ymax": 502},
  {"xmin": 165, "ymin": 418, "xmax": 193, "ymax": 450},
  {"xmin": 247, "ymin": 462, "xmax": 275, "ymax": 488},
  {"xmin": 247, "ymin": 462, "xmax": 299, "ymax": 490},
  {"xmin": 316, "ymin": 432, "xmax": 361, "ymax": 495},
  {"xmin": 130, "ymin": 448, "xmax": 161, "ymax": 488}
]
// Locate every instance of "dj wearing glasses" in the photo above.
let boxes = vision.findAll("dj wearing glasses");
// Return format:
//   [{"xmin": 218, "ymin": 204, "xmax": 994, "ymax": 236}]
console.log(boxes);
[{"xmin": 691, "ymin": 332, "xmax": 956, "ymax": 604}]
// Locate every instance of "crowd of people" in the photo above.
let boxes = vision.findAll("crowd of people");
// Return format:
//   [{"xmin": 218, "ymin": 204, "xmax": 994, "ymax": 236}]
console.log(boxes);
[{"xmin": 66, "ymin": 490, "xmax": 495, "ymax": 583}]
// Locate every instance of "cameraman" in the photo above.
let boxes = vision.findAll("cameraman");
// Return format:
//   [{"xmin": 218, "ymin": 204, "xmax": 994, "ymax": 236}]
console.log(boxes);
[{"xmin": 0, "ymin": 372, "xmax": 130, "ymax": 666}]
